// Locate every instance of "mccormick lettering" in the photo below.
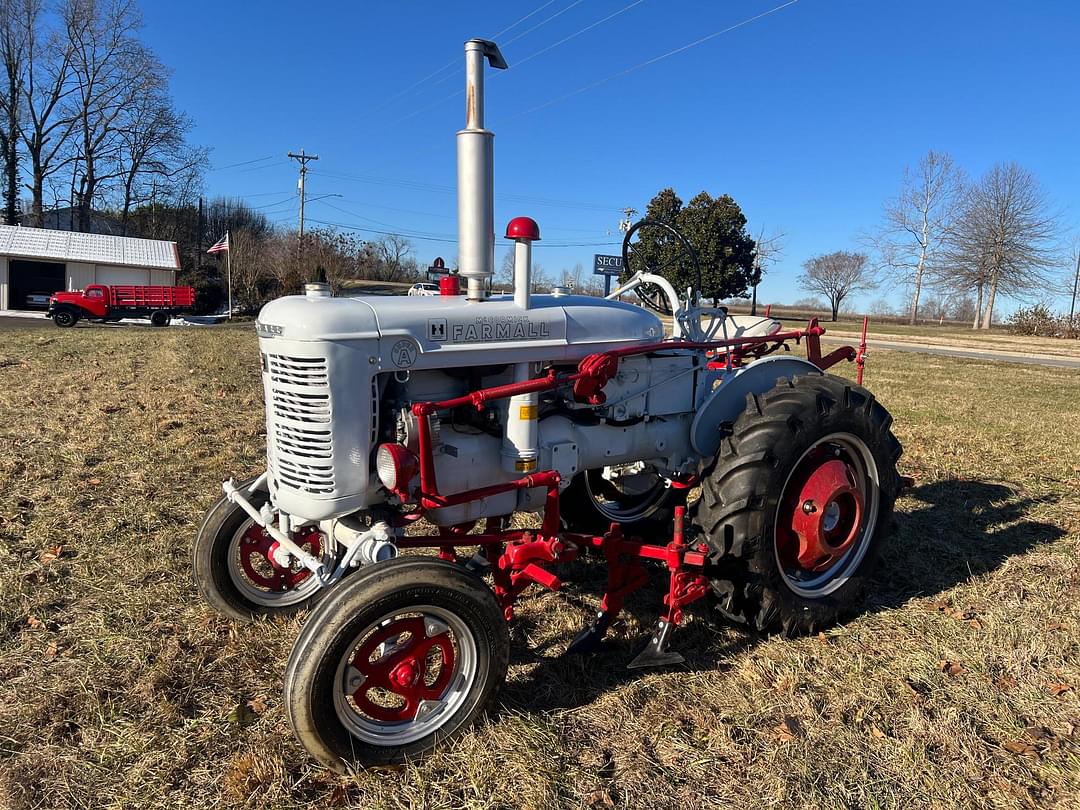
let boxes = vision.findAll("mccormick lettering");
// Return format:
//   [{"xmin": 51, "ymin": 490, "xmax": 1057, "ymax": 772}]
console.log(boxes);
[
  {"xmin": 451, "ymin": 315, "xmax": 550, "ymax": 342},
  {"xmin": 256, "ymin": 322, "xmax": 284, "ymax": 338}
]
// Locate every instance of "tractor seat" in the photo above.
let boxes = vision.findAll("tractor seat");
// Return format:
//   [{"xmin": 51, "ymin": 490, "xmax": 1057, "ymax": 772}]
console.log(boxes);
[{"xmin": 701, "ymin": 314, "xmax": 783, "ymax": 340}]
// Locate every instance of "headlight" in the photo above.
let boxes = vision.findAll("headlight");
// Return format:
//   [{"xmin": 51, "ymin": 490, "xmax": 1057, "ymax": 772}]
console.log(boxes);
[{"xmin": 376, "ymin": 443, "xmax": 418, "ymax": 494}]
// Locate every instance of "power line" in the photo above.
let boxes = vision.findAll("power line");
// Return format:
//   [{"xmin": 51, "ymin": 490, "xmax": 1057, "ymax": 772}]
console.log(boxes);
[
  {"xmin": 389, "ymin": 0, "xmax": 638, "ymax": 126},
  {"xmin": 508, "ymin": 0, "xmax": 801, "ymax": 119},
  {"xmin": 306, "ymin": 214, "xmax": 620, "ymax": 249},
  {"xmin": 512, "ymin": 0, "xmax": 645, "ymax": 69},
  {"xmin": 208, "ymin": 154, "xmax": 277, "ymax": 172},
  {"xmin": 501, "ymin": 0, "xmax": 587, "ymax": 47},
  {"xmin": 310, "ymin": 168, "xmax": 622, "ymax": 212},
  {"xmin": 371, "ymin": 0, "xmax": 565, "ymax": 113}
]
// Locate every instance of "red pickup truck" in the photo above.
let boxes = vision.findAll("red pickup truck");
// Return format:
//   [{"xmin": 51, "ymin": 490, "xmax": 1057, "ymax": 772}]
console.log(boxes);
[{"xmin": 48, "ymin": 284, "xmax": 196, "ymax": 328}]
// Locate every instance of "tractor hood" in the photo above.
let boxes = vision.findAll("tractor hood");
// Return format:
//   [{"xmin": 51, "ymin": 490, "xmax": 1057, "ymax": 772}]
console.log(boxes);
[{"xmin": 255, "ymin": 292, "xmax": 665, "ymax": 368}]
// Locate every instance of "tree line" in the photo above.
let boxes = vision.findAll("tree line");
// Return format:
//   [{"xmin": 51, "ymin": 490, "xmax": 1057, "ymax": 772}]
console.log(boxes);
[
  {"xmin": 800, "ymin": 152, "xmax": 1074, "ymax": 329},
  {"xmin": 0, "ymin": 0, "xmax": 205, "ymax": 233}
]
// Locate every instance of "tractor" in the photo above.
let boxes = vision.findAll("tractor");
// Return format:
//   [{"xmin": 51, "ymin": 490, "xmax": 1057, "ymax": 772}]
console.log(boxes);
[{"xmin": 193, "ymin": 39, "xmax": 902, "ymax": 771}]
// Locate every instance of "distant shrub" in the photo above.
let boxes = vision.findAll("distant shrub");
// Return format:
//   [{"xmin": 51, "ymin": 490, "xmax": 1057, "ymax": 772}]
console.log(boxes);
[{"xmin": 1007, "ymin": 304, "xmax": 1079, "ymax": 338}]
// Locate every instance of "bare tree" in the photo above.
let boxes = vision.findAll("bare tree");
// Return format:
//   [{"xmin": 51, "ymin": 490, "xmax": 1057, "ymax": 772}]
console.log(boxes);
[
  {"xmin": 114, "ymin": 87, "xmax": 206, "ymax": 234},
  {"xmin": 873, "ymin": 151, "xmax": 964, "ymax": 324},
  {"xmin": 228, "ymin": 226, "xmax": 271, "ymax": 311},
  {"xmin": 944, "ymin": 162, "xmax": 1059, "ymax": 328},
  {"xmin": 64, "ymin": 0, "xmax": 162, "ymax": 231},
  {"xmin": 798, "ymin": 251, "xmax": 875, "ymax": 321},
  {"xmin": 749, "ymin": 226, "xmax": 785, "ymax": 315},
  {"xmin": 371, "ymin": 233, "xmax": 414, "ymax": 282},
  {"xmin": 16, "ymin": 0, "xmax": 76, "ymax": 226},
  {"xmin": 0, "ymin": 0, "xmax": 27, "ymax": 224}
]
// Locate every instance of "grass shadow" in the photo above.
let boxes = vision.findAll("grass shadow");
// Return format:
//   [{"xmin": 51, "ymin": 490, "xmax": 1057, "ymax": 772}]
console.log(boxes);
[
  {"xmin": 501, "ymin": 478, "xmax": 1065, "ymax": 715},
  {"xmin": 868, "ymin": 478, "xmax": 1065, "ymax": 610}
]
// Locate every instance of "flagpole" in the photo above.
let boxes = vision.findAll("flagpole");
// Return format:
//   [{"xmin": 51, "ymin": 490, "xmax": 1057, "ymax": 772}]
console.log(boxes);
[{"xmin": 226, "ymin": 230, "xmax": 232, "ymax": 320}]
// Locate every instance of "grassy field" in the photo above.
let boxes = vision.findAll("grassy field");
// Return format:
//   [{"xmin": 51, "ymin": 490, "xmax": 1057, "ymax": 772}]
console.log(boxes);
[{"xmin": 1, "ymin": 325, "xmax": 1078, "ymax": 809}]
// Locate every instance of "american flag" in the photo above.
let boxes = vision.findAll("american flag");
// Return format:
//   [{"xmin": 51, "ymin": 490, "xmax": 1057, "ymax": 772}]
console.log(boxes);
[{"xmin": 207, "ymin": 233, "xmax": 229, "ymax": 254}]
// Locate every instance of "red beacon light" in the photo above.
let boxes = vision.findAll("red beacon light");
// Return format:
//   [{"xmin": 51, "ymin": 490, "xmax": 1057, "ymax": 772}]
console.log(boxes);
[{"xmin": 505, "ymin": 216, "xmax": 540, "ymax": 241}]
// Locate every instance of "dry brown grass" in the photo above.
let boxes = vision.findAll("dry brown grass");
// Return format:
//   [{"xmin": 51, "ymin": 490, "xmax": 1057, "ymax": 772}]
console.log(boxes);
[{"xmin": 1, "ymin": 324, "xmax": 1078, "ymax": 810}]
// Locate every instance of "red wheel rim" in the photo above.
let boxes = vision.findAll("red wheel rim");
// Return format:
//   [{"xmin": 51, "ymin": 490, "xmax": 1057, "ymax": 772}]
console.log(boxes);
[
  {"xmin": 237, "ymin": 524, "xmax": 321, "ymax": 592},
  {"xmin": 776, "ymin": 439, "xmax": 870, "ymax": 587},
  {"xmin": 346, "ymin": 616, "xmax": 455, "ymax": 722}
]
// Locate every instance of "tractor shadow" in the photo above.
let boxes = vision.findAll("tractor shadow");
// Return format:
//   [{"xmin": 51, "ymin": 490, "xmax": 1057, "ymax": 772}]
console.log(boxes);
[{"xmin": 499, "ymin": 478, "xmax": 1066, "ymax": 716}]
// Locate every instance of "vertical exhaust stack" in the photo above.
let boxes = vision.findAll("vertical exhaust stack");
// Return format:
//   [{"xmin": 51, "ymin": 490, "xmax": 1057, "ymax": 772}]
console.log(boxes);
[{"xmin": 457, "ymin": 39, "xmax": 507, "ymax": 301}]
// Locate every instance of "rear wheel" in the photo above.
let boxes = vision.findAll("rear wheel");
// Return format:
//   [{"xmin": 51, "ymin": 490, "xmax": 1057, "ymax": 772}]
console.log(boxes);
[
  {"xmin": 693, "ymin": 374, "xmax": 902, "ymax": 635},
  {"xmin": 284, "ymin": 557, "xmax": 508, "ymax": 771},
  {"xmin": 150, "ymin": 310, "xmax": 170, "ymax": 327},
  {"xmin": 560, "ymin": 463, "xmax": 685, "ymax": 541},
  {"xmin": 52, "ymin": 311, "xmax": 78, "ymax": 327},
  {"xmin": 192, "ymin": 479, "xmax": 332, "ymax": 621}
]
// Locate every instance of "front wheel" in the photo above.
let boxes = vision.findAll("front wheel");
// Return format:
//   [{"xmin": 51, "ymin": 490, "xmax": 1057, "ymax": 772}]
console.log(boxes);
[
  {"xmin": 192, "ymin": 478, "xmax": 331, "ymax": 621},
  {"xmin": 693, "ymin": 373, "xmax": 902, "ymax": 635},
  {"xmin": 52, "ymin": 311, "xmax": 78, "ymax": 328},
  {"xmin": 284, "ymin": 557, "xmax": 509, "ymax": 771}
]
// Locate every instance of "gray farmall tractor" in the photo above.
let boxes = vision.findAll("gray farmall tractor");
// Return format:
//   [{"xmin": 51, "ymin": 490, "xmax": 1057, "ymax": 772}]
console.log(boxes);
[{"xmin": 193, "ymin": 40, "xmax": 902, "ymax": 770}]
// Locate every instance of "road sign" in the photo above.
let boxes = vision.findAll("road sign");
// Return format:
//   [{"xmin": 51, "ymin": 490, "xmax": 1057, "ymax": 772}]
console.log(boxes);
[{"xmin": 593, "ymin": 254, "xmax": 623, "ymax": 276}]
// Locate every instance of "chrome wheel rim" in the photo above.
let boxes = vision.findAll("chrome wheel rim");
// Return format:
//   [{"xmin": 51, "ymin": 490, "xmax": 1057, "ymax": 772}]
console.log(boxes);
[
  {"xmin": 332, "ymin": 605, "xmax": 478, "ymax": 746},
  {"xmin": 583, "ymin": 464, "xmax": 670, "ymax": 523},
  {"xmin": 773, "ymin": 432, "xmax": 880, "ymax": 598},
  {"xmin": 226, "ymin": 519, "xmax": 326, "ymax": 607}
]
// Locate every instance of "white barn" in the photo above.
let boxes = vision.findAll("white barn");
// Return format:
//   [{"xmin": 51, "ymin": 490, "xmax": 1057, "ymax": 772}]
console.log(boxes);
[{"xmin": 0, "ymin": 224, "xmax": 180, "ymax": 311}]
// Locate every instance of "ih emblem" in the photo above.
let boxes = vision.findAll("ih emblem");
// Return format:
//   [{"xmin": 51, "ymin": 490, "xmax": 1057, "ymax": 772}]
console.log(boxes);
[{"xmin": 427, "ymin": 318, "xmax": 448, "ymax": 342}]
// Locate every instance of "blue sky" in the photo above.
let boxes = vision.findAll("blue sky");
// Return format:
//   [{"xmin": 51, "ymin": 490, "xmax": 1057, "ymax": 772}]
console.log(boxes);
[{"xmin": 141, "ymin": 0, "xmax": 1079, "ymax": 312}]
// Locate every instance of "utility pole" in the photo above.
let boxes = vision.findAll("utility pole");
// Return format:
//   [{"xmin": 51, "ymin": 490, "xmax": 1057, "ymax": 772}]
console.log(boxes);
[
  {"xmin": 1069, "ymin": 247, "xmax": 1080, "ymax": 330},
  {"xmin": 287, "ymin": 149, "xmax": 319, "ymax": 253}
]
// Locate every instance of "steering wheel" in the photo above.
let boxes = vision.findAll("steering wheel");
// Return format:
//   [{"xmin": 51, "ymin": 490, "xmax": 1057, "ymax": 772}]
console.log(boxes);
[{"xmin": 620, "ymin": 219, "xmax": 702, "ymax": 314}]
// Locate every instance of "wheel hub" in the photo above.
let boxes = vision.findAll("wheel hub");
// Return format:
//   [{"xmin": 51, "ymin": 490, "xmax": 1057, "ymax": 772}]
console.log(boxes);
[
  {"xmin": 238, "ymin": 525, "xmax": 321, "ymax": 592},
  {"xmin": 781, "ymin": 456, "xmax": 864, "ymax": 574},
  {"xmin": 347, "ymin": 616, "xmax": 455, "ymax": 723}
]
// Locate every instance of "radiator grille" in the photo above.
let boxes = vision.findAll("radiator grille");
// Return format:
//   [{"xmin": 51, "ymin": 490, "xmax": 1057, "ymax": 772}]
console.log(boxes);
[{"xmin": 266, "ymin": 353, "xmax": 334, "ymax": 495}]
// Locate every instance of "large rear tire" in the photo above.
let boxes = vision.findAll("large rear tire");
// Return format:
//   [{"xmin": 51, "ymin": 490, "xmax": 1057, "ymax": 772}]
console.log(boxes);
[
  {"xmin": 150, "ymin": 310, "xmax": 170, "ymax": 327},
  {"xmin": 692, "ymin": 374, "xmax": 902, "ymax": 635},
  {"xmin": 284, "ymin": 557, "xmax": 509, "ymax": 771}
]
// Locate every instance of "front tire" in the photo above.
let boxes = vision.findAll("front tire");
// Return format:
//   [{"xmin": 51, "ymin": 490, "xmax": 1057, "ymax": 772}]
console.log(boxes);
[
  {"xmin": 284, "ymin": 557, "xmax": 509, "ymax": 771},
  {"xmin": 52, "ymin": 311, "xmax": 78, "ymax": 327},
  {"xmin": 693, "ymin": 374, "xmax": 902, "ymax": 635},
  {"xmin": 192, "ymin": 479, "xmax": 330, "ymax": 621}
]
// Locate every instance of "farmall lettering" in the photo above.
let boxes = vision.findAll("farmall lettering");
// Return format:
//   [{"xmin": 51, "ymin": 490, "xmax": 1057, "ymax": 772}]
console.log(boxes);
[{"xmin": 451, "ymin": 314, "xmax": 550, "ymax": 343}]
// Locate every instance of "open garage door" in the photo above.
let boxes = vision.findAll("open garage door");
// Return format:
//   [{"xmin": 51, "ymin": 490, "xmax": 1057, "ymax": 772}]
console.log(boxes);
[{"xmin": 8, "ymin": 259, "xmax": 65, "ymax": 310}]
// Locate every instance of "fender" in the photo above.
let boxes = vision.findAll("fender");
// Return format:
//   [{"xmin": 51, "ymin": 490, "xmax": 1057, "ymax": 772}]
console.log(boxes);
[{"xmin": 690, "ymin": 355, "xmax": 824, "ymax": 457}]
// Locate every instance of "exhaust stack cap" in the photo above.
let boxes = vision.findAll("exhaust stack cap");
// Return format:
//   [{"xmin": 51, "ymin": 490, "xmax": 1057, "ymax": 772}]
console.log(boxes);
[{"xmin": 304, "ymin": 282, "xmax": 332, "ymax": 299}]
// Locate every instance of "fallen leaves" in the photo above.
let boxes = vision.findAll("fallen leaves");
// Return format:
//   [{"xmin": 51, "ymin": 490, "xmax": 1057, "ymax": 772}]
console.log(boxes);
[
  {"xmin": 939, "ymin": 659, "xmax": 966, "ymax": 677},
  {"xmin": 227, "ymin": 696, "xmax": 269, "ymax": 727},
  {"xmin": 1048, "ymin": 682, "xmax": 1073, "ymax": 698},
  {"xmin": 39, "ymin": 545, "xmax": 63, "ymax": 564},
  {"xmin": 932, "ymin": 602, "xmax": 984, "ymax": 630},
  {"xmin": 1002, "ymin": 726, "xmax": 1063, "ymax": 759},
  {"xmin": 772, "ymin": 716, "xmax": 803, "ymax": 743}
]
